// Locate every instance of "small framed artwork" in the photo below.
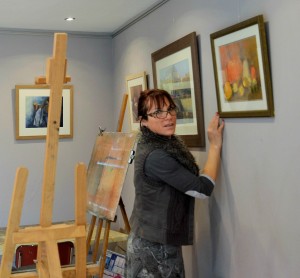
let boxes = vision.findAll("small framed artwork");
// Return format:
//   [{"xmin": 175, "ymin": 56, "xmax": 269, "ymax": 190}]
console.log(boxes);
[
  {"xmin": 151, "ymin": 32, "xmax": 205, "ymax": 147},
  {"xmin": 15, "ymin": 84, "xmax": 73, "ymax": 140},
  {"xmin": 210, "ymin": 14, "xmax": 274, "ymax": 117},
  {"xmin": 126, "ymin": 71, "xmax": 147, "ymax": 131}
]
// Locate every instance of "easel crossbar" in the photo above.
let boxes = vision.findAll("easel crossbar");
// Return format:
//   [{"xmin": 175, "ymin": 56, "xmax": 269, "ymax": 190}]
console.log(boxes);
[
  {"xmin": 13, "ymin": 224, "xmax": 85, "ymax": 244},
  {"xmin": 10, "ymin": 264, "xmax": 100, "ymax": 278}
]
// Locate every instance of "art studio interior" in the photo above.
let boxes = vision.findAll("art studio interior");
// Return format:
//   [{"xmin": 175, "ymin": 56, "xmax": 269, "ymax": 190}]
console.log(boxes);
[{"xmin": 0, "ymin": 0, "xmax": 299, "ymax": 277}]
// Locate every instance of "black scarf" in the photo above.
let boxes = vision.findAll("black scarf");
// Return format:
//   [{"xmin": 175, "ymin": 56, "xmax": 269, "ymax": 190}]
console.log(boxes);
[{"xmin": 139, "ymin": 127, "xmax": 199, "ymax": 176}]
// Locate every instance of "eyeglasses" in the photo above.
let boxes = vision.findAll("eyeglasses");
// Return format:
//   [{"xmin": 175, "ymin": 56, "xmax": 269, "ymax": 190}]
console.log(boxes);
[{"xmin": 147, "ymin": 107, "xmax": 178, "ymax": 119}]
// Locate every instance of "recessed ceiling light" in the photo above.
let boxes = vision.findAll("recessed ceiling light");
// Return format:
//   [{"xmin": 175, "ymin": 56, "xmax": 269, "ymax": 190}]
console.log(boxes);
[{"xmin": 65, "ymin": 17, "xmax": 75, "ymax": 21}]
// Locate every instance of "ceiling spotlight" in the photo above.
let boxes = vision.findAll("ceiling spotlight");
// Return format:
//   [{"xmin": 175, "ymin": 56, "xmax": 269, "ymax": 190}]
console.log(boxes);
[{"xmin": 65, "ymin": 17, "xmax": 75, "ymax": 21}]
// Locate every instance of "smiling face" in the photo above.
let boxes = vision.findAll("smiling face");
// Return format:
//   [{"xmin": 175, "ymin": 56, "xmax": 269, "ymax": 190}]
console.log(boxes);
[{"xmin": 142, "ymin": 97, "xmax": 177, "ymax": 137}]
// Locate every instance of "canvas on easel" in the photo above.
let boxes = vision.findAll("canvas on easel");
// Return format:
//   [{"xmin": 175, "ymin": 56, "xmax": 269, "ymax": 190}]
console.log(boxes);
[{"xmin": 87, "ymin": 131, "xmax": 137, "ymax": 221}]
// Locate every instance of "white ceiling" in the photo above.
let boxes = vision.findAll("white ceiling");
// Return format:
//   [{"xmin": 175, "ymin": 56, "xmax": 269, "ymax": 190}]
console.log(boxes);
[{"xmin": 0, "ymin": 0, "xmax": 168, "ymax": 35}]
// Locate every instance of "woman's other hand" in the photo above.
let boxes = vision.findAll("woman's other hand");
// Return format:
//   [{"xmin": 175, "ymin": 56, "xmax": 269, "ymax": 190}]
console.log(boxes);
[
  {"xmin": 202, "ymin": 112, "xmax": 225, "ymax": 181},
  {"xmin": 207, "ymin": 112, "xmax": 224, "ymax": 150}
]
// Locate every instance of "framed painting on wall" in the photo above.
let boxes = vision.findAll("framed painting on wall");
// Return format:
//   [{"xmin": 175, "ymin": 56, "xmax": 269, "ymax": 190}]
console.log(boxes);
[
  {"xmin": 15, "ymin": 84, "xmax": 73, "ymax": 140},
  {"xmin": 126, "ymin": 71, "xmax": 147, "ymax": 131},
  {"xmin": 151, "ymin": 32, "xmax": 205, "ymax": 147},
  {"xmin": 210, "ymin": 15, "xmax": 274, "ymax": 118}
]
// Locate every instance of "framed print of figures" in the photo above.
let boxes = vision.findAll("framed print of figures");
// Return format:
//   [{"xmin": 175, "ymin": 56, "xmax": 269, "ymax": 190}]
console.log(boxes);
[
  {"xmin": 15, "ymin": 84, "xmax": 73, "ymax": 140},
  {"xmin": 126, "ymin": 71, "xmax": 147, "ymax": 131},
  {"xmin": 210, "ymin": 15, "xmax": 274, "ymax": 118},
  {"xmin": 151, "ymin": 32, "xmax": 205, "ymax": 147}
]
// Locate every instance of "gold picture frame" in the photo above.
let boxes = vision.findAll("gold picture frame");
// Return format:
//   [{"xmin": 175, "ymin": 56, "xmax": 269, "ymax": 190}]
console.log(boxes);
[{"xmin": 15, "ymin": 84, "xmax": 73, "ymax": 140}]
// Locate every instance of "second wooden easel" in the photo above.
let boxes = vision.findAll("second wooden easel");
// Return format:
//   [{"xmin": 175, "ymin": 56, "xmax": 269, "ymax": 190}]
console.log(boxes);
[{"xmin": 86, "ymin": 93, "xmax": 133, "ymax": 277}]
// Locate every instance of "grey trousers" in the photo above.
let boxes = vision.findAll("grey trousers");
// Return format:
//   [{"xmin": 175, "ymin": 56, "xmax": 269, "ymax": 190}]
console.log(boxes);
[{"xmin": 125, "ymin": 232, "xmax": 185, "ymax": 278}]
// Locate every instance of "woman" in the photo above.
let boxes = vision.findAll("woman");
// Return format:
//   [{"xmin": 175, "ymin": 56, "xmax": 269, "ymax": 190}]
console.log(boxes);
[{"xmin": 126, "ymin": 89, "xmax": 224, "ymax": 277}]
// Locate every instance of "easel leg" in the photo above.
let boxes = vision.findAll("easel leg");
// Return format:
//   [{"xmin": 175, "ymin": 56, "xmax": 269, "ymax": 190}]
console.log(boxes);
[
  {"xmin": 119, "ymin": 198, "xmax": 130, "ymax": 234},
  {"xmin": 92, "ymin": 218, "xmax": 103, "ymax": 263},
  {"xmin": 75, "ymin": 163, "xmax": 87, "ymax": 278},
  {"xmin": 36, "ymin": 242, "xmax": 50, "ymax": 277},
  {"xmin": 99, "ymin": 221, "xmax": 111, "ymax": 278},
  {"xmin": 46, "ymin": 240, "xmax": 63, "ymax": 278},
  {"xmin": 116, "ymin": 94, "xmax": 131, "ymax": 235},
  {"xmin": 0, "ymin": 167, "xmax": 28, "ymax": 277},
  {"xmin": 86, "ymin": 215, "xmax": 96, "ymax": 256}
]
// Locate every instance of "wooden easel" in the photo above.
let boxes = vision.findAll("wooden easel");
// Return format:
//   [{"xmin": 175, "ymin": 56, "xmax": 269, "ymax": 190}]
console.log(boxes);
[
  {"xmin": 86, "ymin": 93, "xmax": 133, "ymax": 277},
  {"xmin": 0, "ymin": 33, "xmax": 88, "ymax": 277}
]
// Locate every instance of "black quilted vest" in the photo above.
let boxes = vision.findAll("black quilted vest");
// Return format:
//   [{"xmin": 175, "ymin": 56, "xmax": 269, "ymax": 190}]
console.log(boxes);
[{"xmin": 130, "ymin": 127, "xmax": 199, "ymax": 245}]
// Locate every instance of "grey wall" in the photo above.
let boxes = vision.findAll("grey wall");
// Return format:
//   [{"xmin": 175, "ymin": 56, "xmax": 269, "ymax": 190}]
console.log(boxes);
[
  {"xmin": 0, "ymin": 33, "xmax": 114, "ymax": 227},
  {"xmin": 112, "ymin": 0, "xmax": 300, "ymax": 277}
]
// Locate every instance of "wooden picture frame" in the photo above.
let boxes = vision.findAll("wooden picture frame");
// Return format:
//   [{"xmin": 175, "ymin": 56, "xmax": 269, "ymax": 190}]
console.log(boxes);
[
  {"xmin": 15, "ymin": 84, "xmax": 73, "ymax": 140},
  {"xmin": 126, "ymin": 71, "xmax": 147, "ymax": 131},
  {"xmin": 210, "ymin": 15, "xmax": 274, "ymax": 118},
  {"xmin": 151, "ymin": 32, "xmax": 205, "ymax": 147}
]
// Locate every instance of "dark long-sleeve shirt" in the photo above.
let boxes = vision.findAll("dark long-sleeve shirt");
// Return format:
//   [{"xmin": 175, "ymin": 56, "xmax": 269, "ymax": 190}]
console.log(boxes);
[{"xmin": 144, "ymin": 149, "xmax": 215, "ymax": 198}]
